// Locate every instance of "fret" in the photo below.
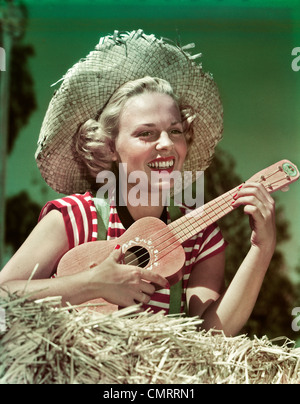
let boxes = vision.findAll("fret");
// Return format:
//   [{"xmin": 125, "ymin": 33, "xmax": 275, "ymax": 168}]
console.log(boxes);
[{"xmin": 169, "ymin": 188, "xmax": 240, "ymax": 244}]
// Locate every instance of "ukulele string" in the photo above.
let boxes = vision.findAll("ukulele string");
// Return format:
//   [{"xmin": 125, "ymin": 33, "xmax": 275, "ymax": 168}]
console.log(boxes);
[
  {"xmin": 123, "ymin": 186, "xmax": 235, "ymax": 267},
  {"xmin": 125, "ymin": 186, "xmax": 241, "ymax": 267},
  {"xmin": 125, "ymin": 177, "xmax": 265, "ymax": 268},
  {"xmin": 124, "ymin": 170, "xmax": 281, "ymax": 268},
  {"xmin": 133, "ymin": 190, "xmax": 237, "ymax": 268}
]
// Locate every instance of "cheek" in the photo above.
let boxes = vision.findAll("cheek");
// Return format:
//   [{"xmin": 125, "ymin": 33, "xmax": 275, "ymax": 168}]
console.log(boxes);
[
  {"xmin": 178, "ymin": 139, "xmax": 188, "ymax": 160},
  {"xmin": 114, "ymin": 138, "xmax": 131, "ymax": 161},
  {"xmin": 114, "ymin": 140, "xmax": 146, "ymax": 166}
]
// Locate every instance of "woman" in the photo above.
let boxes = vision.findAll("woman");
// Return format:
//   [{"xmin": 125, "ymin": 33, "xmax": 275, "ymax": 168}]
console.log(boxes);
[{"xmin": 0, "ymin": 31, "xmax": 276, "ymax": 336}]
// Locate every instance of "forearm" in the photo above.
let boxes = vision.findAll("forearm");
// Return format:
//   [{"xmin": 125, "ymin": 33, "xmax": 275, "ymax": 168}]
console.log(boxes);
[
  {"xmin": 0, "ymin": 248, "xmax": 169, "ymax": 308},
  {"xmin": 201, "ymin": 245, "xmax": 274, "ymax": 336},
  {"xmin": 0, "ymin": 272, "xmax": 91, "ymax": 306}
]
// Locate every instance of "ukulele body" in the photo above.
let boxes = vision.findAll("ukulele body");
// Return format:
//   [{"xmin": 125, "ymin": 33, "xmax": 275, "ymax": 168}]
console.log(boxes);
[{"xmin": 57, "ymin": 217, "xmax": 186, "ymax": 312}]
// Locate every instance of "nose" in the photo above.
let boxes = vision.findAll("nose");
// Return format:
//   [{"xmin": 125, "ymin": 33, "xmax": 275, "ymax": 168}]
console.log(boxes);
[{"xmin": 155, "ymin": 131, "xmax": 174, "ymax": 151}]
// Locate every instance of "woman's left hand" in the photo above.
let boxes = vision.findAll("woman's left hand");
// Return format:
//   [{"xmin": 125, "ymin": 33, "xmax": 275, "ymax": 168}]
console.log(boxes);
[{"xmin": 231, "ymin": 182, "xmax": 276, "ymax": 253}]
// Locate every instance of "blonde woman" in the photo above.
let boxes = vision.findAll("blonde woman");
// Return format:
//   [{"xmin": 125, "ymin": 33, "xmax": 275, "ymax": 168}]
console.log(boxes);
[{"xmin": 0, "ymin": 31, "xmax": 276, "ymax": 336}]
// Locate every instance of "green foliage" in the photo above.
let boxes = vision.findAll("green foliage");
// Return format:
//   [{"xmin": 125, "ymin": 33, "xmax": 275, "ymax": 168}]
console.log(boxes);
[
  {"xmin": 205, "ymin": 149, "xmax": 300, "ymax": 340},
  {"xmin": 5, "ymin": 191, "xmax": 41, "ymax": 251},
  {"xmin": 0, "ymin": 1, "xmax": 37, "ymax": 154},
  {"xmin": 8, "ymin": 41, "xmax": 36, "ymax": 153}
]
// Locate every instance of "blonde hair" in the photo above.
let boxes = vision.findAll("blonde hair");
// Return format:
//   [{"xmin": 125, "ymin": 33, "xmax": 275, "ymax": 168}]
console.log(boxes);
[{"xmin": 75, "ymin": 76, "xmax": 195, "ymax": 178}]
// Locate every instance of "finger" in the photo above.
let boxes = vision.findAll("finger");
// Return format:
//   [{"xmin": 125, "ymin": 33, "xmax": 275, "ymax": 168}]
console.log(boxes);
[
  {"xmin": 139, "ymin": 269, "xmax": 169, "ymax": 289},
  {"xmin": 134, "ymin": 291, "xmax": 151, "ymax": 305},
  {"xmin": 232, "ymin": 193, "xmax": 265, "ymax": 209},
  {"xmin": 239, "ymin": 182, "xmax": 274, "ymax": 204},
  {"xmin": 243, "ymin": 203, "xmax": 265, "ymax": 223},
  {"xmin": 140, "ymin": 280, "xmax": 156, "ymax": 296},
  {"xmin": 233, "ymin": 197, "xmax": 270, "ymax": 225},
  {"xmin": 232, "ymin": 185, "xmax": 271, "ymax": 211},
  {"xmin": 110, "ymin": 244, "xmax": 123, "ymax": 263},
  {"xmin": 232, "ymin": 185, "xmax": 275, "ymax": 218}
]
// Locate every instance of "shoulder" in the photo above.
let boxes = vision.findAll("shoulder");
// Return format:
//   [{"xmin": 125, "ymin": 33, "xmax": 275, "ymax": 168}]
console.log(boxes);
[
  {"xmin": 34, "ymin": 209, "xmax": 69, "ymax": 252},
  {"xmin": 39, "ymin": 192, "xmax": 94, "ymax": 218},
  {"xmin": 39, "ymin": 192, "xmax": 97, "ymax": 248},
  {"xmin": 0, "ymin": 208, "xmax": 69, "ymax": 282}
]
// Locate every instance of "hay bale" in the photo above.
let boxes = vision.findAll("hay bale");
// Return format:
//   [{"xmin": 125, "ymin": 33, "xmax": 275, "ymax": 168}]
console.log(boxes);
[{"xmin": 0, "ymin": 293, "xmax": 299, "ymax": 384}]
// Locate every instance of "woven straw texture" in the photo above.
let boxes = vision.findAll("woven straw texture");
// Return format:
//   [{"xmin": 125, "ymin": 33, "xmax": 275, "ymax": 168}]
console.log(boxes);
[{"xmin": 36, "ymin": 30, "xmax": 223, "ymax": 195}]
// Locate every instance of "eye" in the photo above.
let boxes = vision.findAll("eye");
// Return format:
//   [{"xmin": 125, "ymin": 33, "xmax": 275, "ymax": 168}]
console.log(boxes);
[
  {"xmin": 170, "ymin": 129, "xmax": 183, "ymax": 136},
  {"xmin": 137, "ymin": 131, "xmax": 158, "ymax": 141},
  {"xmin": 138, "ymin": 131, "xmax": 152, "ymax": 137}
]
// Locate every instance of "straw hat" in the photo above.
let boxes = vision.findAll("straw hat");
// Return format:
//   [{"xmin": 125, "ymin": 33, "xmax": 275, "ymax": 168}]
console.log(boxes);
[{"xmin": 35, "ymin": 29, "xmax": 223, "ymax": 195}]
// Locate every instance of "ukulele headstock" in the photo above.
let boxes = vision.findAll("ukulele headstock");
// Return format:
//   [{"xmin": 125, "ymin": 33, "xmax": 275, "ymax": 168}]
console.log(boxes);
[{"xmin": 247, "ymin": 159, "xmax": 299, "ymax": 193}]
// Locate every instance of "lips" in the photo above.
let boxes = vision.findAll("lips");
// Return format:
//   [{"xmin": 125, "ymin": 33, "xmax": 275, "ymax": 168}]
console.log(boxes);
[{"xmin": 147, "ymin": 157, "xmax": 175, "ymax": 172}]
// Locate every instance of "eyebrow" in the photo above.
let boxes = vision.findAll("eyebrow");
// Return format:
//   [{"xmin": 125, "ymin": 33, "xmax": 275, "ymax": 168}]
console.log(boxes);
[{"xmin": 136, "ymin": 121, "xmax": 182, "ymax": 127}]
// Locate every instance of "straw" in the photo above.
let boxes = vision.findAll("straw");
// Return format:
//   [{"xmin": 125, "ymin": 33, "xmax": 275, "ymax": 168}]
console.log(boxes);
[{"xmin": 1, "ymin": 292, "xmax": 299, "ymax": 384}]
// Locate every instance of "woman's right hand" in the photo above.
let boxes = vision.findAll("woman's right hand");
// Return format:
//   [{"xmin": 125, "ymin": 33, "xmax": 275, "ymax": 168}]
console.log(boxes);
[
  {"xmin": 87, "ymin": 245, "xmax": 169, "ymax": 307},
  {"xmin": 0, "ymin": 209, "xmax": 168, "ymax": 307}
]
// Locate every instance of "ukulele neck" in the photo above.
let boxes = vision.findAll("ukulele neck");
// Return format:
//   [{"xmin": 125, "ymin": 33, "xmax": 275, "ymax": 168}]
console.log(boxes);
[
  {"xmin": 168, "ymin": 187, "xmax": 238, "ymax": 244},
  {"xmin": 168, "ymin": 159, "xmax": 300, "ymax": 244}
]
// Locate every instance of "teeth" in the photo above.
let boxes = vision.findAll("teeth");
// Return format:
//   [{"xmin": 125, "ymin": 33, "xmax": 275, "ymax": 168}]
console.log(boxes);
[{"xmin": 148, "ymin": 160, "xmax": 175, "ymax": 169}]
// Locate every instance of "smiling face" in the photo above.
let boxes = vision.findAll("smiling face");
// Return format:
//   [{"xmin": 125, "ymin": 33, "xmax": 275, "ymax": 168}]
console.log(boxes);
[{"xmin": 112, "ymin": 92, "xmax": 187, "ymax": 199}]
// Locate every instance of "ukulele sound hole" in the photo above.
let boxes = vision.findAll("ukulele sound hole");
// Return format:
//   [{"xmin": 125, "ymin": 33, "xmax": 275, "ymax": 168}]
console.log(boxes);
[{"xmin": 124, "ymin": 246, "xmax": 150, "ymax": 268}]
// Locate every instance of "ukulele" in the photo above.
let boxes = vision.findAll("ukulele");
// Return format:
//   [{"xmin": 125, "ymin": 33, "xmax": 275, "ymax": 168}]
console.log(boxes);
[{"xmin": 57, "ymin": 159, "xmax": 299, "ymax": 312}]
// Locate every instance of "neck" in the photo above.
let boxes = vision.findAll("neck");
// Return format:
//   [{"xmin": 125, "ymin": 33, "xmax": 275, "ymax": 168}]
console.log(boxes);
[
  {"xmin": 127, "ymin": 203, "xmax": 165, "ymax": 221},
  {"xmin": 118, "ymin": 180, "xmax": 168, "ymax": 221}
]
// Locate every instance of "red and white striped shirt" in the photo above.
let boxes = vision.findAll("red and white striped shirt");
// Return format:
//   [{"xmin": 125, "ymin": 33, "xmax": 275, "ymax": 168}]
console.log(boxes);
[{"xmin": 39, "ymin": 192, "xmax": 227, "ymax": 314}]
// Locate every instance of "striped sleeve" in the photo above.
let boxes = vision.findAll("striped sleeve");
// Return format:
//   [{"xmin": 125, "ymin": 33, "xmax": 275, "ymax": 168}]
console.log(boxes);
[
  {"xmin": 195, "ymin": 223, "xmax": 227, "ymax": 263},
  {"xmin": 38, "ymin": 192, "xmax": 98, "ymax": 249}
]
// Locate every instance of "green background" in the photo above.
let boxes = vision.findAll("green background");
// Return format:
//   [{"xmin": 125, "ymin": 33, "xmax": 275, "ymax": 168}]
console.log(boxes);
[{"xmin": 4, "ymin": 0, "xmax": 300, "ymax": 284}]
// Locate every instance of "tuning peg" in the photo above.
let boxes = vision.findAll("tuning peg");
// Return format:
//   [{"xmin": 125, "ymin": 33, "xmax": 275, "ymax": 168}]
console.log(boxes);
[{"xmin": 281, "ymin": 186, "xmax": 290, "ymax": 192}]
